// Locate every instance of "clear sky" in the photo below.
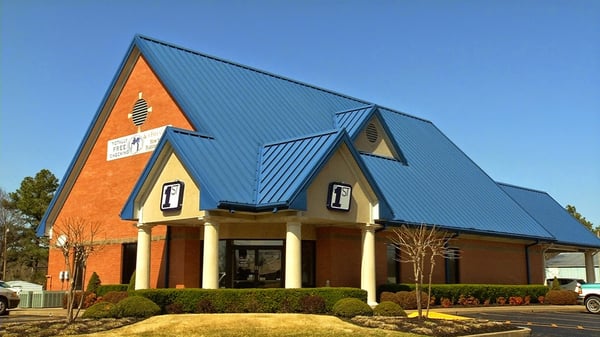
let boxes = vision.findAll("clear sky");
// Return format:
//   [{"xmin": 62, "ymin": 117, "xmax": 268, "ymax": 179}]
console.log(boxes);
[{"xmin": 1, "ymin": 1, "xmax": 599, "ymax": 226}]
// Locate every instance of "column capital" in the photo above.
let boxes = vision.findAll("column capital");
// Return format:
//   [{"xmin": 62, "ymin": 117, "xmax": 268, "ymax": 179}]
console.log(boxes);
[{"xmin": 136, "ymin": 223, "xmax": 154, "ymax": 230}]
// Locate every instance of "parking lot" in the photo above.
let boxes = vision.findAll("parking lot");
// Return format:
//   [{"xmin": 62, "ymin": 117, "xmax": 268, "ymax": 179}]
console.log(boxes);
[{"xmin": 462, "ymin": 309, "xmax": 600, "ymax": 337}]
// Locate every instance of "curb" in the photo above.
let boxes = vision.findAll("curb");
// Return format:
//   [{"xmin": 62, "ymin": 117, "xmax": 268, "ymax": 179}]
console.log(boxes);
[{"xmin": 465, "ymin": 327, "xmax": 531, "ymax": 337}]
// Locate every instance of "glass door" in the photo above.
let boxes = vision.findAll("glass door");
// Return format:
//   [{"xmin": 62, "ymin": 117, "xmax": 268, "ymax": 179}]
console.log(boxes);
[{"xmin": 233, "ymin": 247, "xmax": 282, "ymax": 288}]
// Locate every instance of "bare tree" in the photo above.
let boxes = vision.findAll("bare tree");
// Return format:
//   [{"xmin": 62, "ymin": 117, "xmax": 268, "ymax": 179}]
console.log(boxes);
[
  {"xmin": 388, "ymin": 224, "xmax": 454, "ymax": 319},
  {"xmin": 53, "ymin": 217, "xmax": 102, "ymax": 323}
]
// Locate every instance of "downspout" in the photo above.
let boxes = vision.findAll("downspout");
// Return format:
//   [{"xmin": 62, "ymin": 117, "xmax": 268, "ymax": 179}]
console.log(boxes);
[{"xmin": 525, "ymin": 240, "xmax": 539, "ymax": 284}]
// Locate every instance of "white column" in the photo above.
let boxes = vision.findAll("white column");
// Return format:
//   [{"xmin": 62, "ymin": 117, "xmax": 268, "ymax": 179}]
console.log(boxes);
[
  {"xmin": 135, "ymin": 223, "xmax": 153, "ymax": 290},
  {"xmin": 285, "ymin": 222, "xmax": 302, "ymax": 288},
  {"xmin": 361, "ymin": 225, "xmax": 377, "ymax": 306},
  {"xmin": 585, "ymin": 251, "xmax": 596, "ymax": 284},
  {"xmin": 202, "ymin": 221, "xmax": 220, "ymax": 289}
]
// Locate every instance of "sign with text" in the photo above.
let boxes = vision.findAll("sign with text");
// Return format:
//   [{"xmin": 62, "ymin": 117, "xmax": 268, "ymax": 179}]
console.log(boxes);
[
  {"xmin": 327, "ymin": 182, "xmax": 352, "ymax": 212},
  {"xmin": 160, "ymin": 181, "xmax": 185, "ymax": 211},
  {"xmin": 106, "ymin": 126, "xmax": 167, "ymax": 161}
]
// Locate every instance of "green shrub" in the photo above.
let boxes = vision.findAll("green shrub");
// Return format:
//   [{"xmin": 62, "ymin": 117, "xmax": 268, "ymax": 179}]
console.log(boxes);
[
  {"xmin": 86, "ymin": 272, "xmax": 101, "ymax": 294},
  {"xmin": 378, "ymin": 284, "xmax": 549, "ymax": 305},
  {"xmin": 332, "ymin": 298, "xmax": 373, "ymax": 318},
  {"xmin": 135, "ymin": 287, "xmax": 366, "ymax": 314},
  {"xmin": 128, "ymin": 271, "xmax": 136, "ymax": 292},
  {"xmin": 374, "ymin": 301, "xmax": 406, "ymax": 317},
  {"xmin": 82, "ymin": 302, "xmax": 116, "ymax": 319},
  {"xmin": 544, "ymin": 290, "xmax": 578, "ymax": 305},
  {"xmin": 299, "ymin": 294, "xmax": 326, "ymax": 314},
  {"xmin": 97, "ymin": 284, "xmax": 129, "ymax": 297},
  {"xmin": 551, "ymin": 277, "xmax": 561, "ymax": 290},
  {"xmin": 112, "ymin": 296, "xmax": 161, "ymax": 318},
  {"xmin": 102, "ymin": 291, "xmax": 129, "ymax": 304}
]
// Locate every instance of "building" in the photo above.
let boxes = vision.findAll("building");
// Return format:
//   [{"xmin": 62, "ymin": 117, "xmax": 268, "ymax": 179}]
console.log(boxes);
[
  {"xmin": 38, "ymin": 35, "xmax": 600, "ymax": 303},
  {"xmin": 546, "ymin": 253, "xmax": 600, "ymax": 282}
]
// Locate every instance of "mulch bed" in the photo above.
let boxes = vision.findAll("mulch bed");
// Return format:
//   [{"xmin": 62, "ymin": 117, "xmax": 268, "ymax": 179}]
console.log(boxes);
[
  {"xmin": 351, "ymin": 315, "xmax": 520, "ymax": 337},
  {"xmin": 0, "ymin": 318, "xmax": 143, "ymax": 337}
]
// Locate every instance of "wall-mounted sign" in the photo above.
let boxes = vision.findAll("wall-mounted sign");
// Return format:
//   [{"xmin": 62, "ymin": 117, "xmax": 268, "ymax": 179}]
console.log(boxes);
[
  {"xmin": 106, "ymin": 126, "xmax": 167, "ymax": 161},
  {"xmin": 160, "ymin": 181, "xmax": 185, "ymax": 211},
  {"xmin": 327, "ymin": 182, "xmax": 352, "ymax": 212}
]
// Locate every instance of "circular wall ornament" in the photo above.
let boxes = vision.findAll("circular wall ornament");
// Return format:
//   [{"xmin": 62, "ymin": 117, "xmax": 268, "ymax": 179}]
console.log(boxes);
[{"xmin": 128, "ymin": 92, "xmax": 153, "ymax": 131}]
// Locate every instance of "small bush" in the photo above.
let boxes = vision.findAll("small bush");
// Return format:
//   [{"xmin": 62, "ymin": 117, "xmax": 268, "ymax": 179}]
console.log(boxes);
[
  {"xmin": 112, "ymin": 296, "xmax": 161, "ymax": 318},
  {"xmin": 299, "ymin": 294, "xmax": 326, "ymax": 314},
  {"xmin": 82, "ymin": 302, "xmax": 116, "ymax": 319},
  {"xmin": 86, "ymin": 272, "xmax": 101, "ymax": 294},
  {"xmin": 551, "ymin": 277, "xmax": 561, "ymax": 290},
  {"xmin": 374, "ymin": 301, "xmax": 406, "ymax": 317},
  {"xmin": 62, "ymin": 291, "xmax": 94, "ymax": 309},
  {"xmin": 128, "ymin": 271, "xmax": 136, "ymax": 292},
  {"xmin": 83, "ymin": 292, "xmax": 99, "ymax": 308},
  {"xmin": 544, "ymin": 290, "xmax": 578, "ymax": 305},
  {"xmin": 395, "ymin": 291, "xmax": 429, "ymax": 310},
  {"xmin": 380, "ymin": 292, "xmax": 397, "ymax": 303},
  {"xmin": 102, "ymin": 291, "xmax": 129, "ymax": 304},
  {"xmin": 332, "ymin": 298, "xmax": 373, "ymax": 318}
]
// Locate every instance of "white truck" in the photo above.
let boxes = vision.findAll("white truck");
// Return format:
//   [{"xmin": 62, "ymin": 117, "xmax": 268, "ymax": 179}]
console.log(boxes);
[{"xmin": 578, "ymin": 283, "xmax": 600, "ymax": 314}]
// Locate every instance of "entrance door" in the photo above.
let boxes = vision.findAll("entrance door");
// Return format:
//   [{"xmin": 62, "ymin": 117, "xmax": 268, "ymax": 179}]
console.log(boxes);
[{"xmin": 234, "ymin": 247, "xmax": 282, "ymax": 288}]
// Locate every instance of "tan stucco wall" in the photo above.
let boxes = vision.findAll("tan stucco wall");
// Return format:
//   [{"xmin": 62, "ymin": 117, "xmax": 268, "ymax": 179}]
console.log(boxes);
[
  {"xmin": 305, "ymin": 144, "xmax": 378, "ymax": 225},
  {"xmin": 140, "ymin": 152, "xmax": 203, "ymax": 224}
]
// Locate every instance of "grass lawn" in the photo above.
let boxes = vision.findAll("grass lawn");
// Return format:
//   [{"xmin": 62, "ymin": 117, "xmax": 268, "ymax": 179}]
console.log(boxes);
[{"xmin": 70, "ymin": 313, "xmax": 424, "ymax": 337}]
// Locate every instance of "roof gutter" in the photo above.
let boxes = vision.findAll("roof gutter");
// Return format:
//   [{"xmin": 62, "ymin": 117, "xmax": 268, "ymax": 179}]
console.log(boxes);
[{"xmin": 217, "ymin": 201, "xmax": 289, "ymax": 213}]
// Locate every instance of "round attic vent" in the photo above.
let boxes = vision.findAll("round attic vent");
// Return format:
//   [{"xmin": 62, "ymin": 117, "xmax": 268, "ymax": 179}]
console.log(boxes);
[
  {"xmin": 366, "ymin": 123, "xmax": 378, "ymax": 143},
  {"xmin": 130, "ymin": 98, "xmax": 149, "ymax": 127}
]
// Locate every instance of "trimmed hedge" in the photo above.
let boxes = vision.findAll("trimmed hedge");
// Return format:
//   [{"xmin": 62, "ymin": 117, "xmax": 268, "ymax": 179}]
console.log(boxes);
[
  {"xmin": 135, "ymin": 287, "xmax": 367, "ymax": 314},
  {"xmin": 332, "ymin": 298, "xmax": 373, "ymax": 318},
  {"xmin": 111, "ymin": 296, "xmax": 161, "ymax": 318},
  {"xmin": 378, "ymin": 284, "xmax": 549, "ymax": 306},
  {"xmin": 97, "ymin": 284, "xmax": 129, "ymax": 297},
  {"xmin": 374, "ymin": 301, "xmax": 406, "ymax": 317}
]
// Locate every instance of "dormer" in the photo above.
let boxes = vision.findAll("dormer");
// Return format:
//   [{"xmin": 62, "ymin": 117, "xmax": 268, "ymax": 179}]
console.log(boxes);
[{"xmin": 335, "ymin": 105, "xmax": 407, "ymax": 164}]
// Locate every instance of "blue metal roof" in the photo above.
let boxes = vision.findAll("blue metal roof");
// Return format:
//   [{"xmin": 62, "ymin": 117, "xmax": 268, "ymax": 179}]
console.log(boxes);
[
  {"xmin": 41, "ymin": 35, "xmax": 594, "ymax": 247},
  {"xmin": 499, "ymin": 183, "xmax": 600, "ymax": 248},
  {"xmin": 360, "ymin": 108, "xmax": 555, "ymax": 240}
]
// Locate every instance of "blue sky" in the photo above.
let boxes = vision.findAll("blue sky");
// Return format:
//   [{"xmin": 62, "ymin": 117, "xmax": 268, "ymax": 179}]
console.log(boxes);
[{"xmin": 1, "ymin": 1, "xmax": 599, "ymax": 226}]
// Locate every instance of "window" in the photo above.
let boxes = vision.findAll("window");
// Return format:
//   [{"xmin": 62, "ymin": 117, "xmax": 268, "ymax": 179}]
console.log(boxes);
[
  {"xmin": 386, "ymin": 244, "xmax": 400, "ymax": 283},
  {"xmin": 445, "ymin": 248, "xmax": 460, "ymax": 284},
  {"xmin": 121, "ymin": 243, "xmax": 137, "ymax": 284}
]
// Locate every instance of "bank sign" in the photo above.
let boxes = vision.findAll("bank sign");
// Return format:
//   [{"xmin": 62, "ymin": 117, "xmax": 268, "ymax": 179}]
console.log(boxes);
[{"xmin": 107, "ymin": 126, "xmax": 167, "ymax": 161}]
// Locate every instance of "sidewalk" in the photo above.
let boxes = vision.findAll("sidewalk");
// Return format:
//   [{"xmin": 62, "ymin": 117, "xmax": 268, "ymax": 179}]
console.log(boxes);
[{"xmin": 6, "ymin": 307, "xmax": 69, "ymax": 319}]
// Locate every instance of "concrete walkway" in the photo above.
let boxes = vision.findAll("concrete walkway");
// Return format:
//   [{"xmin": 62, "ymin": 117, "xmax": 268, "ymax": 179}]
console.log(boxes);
[{"xmin": 6, "ymin": 304, "xmax": 584, "ymax": 318}]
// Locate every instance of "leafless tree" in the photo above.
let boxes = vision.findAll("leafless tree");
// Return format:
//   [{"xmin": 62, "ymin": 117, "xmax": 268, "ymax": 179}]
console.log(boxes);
[
  {"xmin": 389, "ymin": 224, "xmax": 454, "ymax": 319},
  {"xmin": 53, "ymin": 217, "xmax": 102, "ymax": 323}
]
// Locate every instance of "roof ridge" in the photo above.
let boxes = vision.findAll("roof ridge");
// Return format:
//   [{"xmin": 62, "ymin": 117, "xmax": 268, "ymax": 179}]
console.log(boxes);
[
  {"xmin": 497, "ymin": 181, "xmax": 548, "ymax": 194},
  {"xmin": 262, "ymin": 129, "xmax": 340, "ymax": 148},
  {"xmin": 136, "ymin": 34, "xmax": 371, "ymax": 106}
]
